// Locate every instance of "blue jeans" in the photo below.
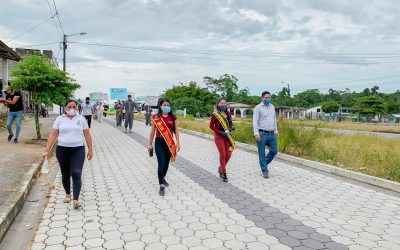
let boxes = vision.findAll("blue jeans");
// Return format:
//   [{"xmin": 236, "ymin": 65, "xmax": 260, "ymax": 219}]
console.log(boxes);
[
  {"xmin": 7, "ymin": 111, "xmax": 23, "ymax": 139},
  {"xmin": 256, "ymin": 131, "xmax": 278, "ymax": 175}
]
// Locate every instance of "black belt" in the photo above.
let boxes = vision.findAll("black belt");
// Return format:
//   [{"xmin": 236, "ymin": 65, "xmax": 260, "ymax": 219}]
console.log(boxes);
[{"xmin": 259, "ymin": 129, "xmax": 274, "ymax": 133}]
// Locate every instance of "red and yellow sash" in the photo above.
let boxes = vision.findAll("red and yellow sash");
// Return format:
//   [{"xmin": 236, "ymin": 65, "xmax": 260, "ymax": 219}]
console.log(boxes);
[
  {"xmin": 213, "ymin": 111, "xmax": 236, "ymax": 152},
  {"xmin": 152, "ymin": 114, "xmax": 177, "ymax": 162}
]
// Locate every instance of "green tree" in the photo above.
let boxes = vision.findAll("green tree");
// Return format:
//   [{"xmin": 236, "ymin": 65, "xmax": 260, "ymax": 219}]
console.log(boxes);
[
  {"xmin": 204, "ymin": 74, "xmax": 239, "ymax": 101},
  {"xmin": 172, "ymin": 97, "xmax": 210, "ymax": 116},
  {"xmin": 322, "ymin": 101, "xmax": 341, "ymax": 116},
  {"xmin": 354, "ymin": 95, "xmax": 387, "ymax": 122},
  {"xmin": 291, "ymin": 89, "xmax": 322, "ymax": 107},
  {"xmin": 11, "ymin": 55, "xmax": 80, "ymax": 139},
  {"xmin": 164, "ymin": 81, "xmax": 217, "ymax": 106}
]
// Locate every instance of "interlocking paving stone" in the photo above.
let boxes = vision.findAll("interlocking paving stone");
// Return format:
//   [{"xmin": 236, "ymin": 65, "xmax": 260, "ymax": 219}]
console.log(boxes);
[
  {"xmin": 126, "ymin": 124, "xmax": 348, "ymax": 249},
  {"xmin": 30, "ymin": 119, "xmax": 400, "ymax": 249}
]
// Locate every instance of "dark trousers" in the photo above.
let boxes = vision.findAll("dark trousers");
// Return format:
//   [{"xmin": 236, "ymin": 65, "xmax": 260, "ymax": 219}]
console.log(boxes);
[
  {"xmin": 155, "ymin": 137, "xmax": 171, "ymax": 185},
  {"xmin": 83, "ymin": 115, "xmax": 92, "ymax": 128},
  {"xmin": 125, "ymin": 114, "xmax": 133, "ymax": 130},
  {"xmin": 214, "ymin": 133, "xmax": 232, "ymax": 174},
  {"xmin": 116, "ymin": 112, "xmax": 123, "ymax": 126},
  {"xmin": 56, "ymin": 146, "xmax": 85, "ymax": 200},
  {"xmin": 145, "ymin": 114, "xmax": 151, "ymax": 126}
]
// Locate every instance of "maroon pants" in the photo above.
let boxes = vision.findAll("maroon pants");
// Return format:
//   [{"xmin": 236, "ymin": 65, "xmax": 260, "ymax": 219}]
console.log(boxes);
[{"xmin": 214, "ymin": 134, "xmax": 232, "ymax": 174}]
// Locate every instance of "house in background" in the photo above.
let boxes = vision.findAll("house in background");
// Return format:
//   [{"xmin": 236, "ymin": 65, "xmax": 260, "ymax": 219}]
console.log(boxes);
[
  {"xmin": 275, "ymin": 106, "xmax": 307, "ymax": 119},
  {"xmin": 0, "ymin": 40, "xmax": 21, "ymax": 96},
  {"xmin": 227, "ymin": 102, "xmax": 252, "ymax": 118},
  {"xmin": 306, "ymin": 106, "xmax": 322, "ymax": 119}
]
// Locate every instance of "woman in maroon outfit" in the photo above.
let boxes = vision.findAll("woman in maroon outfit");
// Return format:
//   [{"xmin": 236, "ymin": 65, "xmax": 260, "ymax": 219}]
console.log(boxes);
[{"xmin": 209, "ymin": 98, "xmax": 234, "ymax": 182}]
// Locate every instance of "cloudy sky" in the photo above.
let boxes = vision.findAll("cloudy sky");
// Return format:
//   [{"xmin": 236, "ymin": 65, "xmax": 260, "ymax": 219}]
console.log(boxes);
[{"xmin": 1, "ymin": 0, "xmax": 400, "ymax": 100}]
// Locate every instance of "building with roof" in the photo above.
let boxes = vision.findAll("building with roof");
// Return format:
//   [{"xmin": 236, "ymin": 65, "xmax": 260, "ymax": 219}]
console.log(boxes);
[{"xmin": 0, "ymin": 40, "xmax": 21, "ymax": 93}]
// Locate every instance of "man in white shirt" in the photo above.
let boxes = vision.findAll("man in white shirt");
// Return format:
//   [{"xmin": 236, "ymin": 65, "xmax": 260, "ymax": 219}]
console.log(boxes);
[
  {"xmin": 96, "ymin": 102, "xmax": 104, "ymax": 123},
  {"xmin": 253, "ymin": 91, "xmax": 278, "ymax": 178}
]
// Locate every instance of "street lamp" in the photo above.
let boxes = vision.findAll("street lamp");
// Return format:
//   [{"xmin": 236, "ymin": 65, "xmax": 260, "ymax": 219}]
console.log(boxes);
[{"xmin": 63, "ymin": 32, "xmax": 87, "ymax": 72}]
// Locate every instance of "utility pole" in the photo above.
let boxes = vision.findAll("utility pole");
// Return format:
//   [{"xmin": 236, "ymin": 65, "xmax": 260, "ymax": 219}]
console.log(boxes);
[
  {"xmin": 63, "ymin": 34, "xmax": 67, "ymax": 72},
  {"xmin": 60, "ymin": 32, "xmax": 86, "ymax": 114}
]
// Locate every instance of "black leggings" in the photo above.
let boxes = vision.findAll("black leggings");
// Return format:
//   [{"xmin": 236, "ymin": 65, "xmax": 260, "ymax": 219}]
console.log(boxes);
[
  {"xmin": 84, "ymin": 115, "xmax": 92, "ymax": 128},
  {"xmin": 155, "ymin": 137, "xmax": 171, "ymax": 185},
  {"xmin": 56, "ymin": 146, "xmax": 85, "ymax": 200}
]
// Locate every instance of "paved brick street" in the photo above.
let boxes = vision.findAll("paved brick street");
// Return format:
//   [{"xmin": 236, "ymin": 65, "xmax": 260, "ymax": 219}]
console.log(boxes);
[{"xmin": 30, "ymin": 119, "xmax": 400, "ymax": 250}]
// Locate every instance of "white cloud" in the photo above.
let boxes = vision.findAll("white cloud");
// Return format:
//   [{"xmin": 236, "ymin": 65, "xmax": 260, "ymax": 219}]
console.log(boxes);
[{"xmin": 1, "ymin": 0, "xmax": 399, "ymax": 100}]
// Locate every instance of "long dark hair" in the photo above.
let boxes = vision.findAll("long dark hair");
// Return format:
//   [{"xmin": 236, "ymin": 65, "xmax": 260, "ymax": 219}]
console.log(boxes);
[
  {"xmin": 157, "ymin": 98, "xmax": 176, "ymax": 133},
  {"xmin": 65, "ymin": 99, "xmax": 78, "ymax": 106},
  {"xmin": 157, "ymin": 98, "xmax": 174, "ymax": 116},
  {"xmin": 216, "ymin": 97, "xmax": 227, "ymax": 106}
]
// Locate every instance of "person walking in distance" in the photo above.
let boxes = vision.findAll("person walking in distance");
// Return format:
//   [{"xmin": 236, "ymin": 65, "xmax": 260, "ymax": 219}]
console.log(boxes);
[
  {"xmin": 0, "ymin": 86, "xmax": 24, "ymax": 143},
  {"xmin": 210, "ymin": 98, "xmax": 236, "ymax": 182},
  {"xmin": 114, "ymin": 100, "xmax": 123, "ymax": 127},
  {"xmin": 43, "ymin": 99, "xmax": 93, "ymax": 209},
  {"xmin": 123, "ymin": 95, "xmax": 137, "ymax": 133},
  {"xmin": 253, "ymin": 91, "xmax": 278, "ymax": 178},
  {"xmin": 145, "ymin": 105, "xmax": 152, "ymax": 126},
  {"xmin": 148, "ymin": 98, "xmax": 180, "ymax": 196},
  {"xmin": 96, "ymin": 102, "xmax": 104, "ymax": 123},
  {"xmin": 80, "ymin": 97, "xmax": 93, "ymax": 128}
]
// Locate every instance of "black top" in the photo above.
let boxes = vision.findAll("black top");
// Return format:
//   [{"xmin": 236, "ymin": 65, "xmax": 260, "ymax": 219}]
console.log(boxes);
[{"xmin": 6, "ymin": 91, "xmax": 23, "ymax": 112}]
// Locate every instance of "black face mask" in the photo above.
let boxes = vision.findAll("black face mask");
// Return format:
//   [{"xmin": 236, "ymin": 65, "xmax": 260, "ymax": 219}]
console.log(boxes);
[
  {"xmin": 86, "ymin": 101, "xmax": 89, "ymax": 104},
  {"xmin": 217, "ymin": 105, "xmax": 228, "ymax": 112}
]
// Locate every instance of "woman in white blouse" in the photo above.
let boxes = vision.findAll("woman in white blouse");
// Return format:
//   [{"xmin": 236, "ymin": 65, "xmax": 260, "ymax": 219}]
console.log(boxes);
[{"xmin": 43, "ymin": 99, "xmax": 93, "ymax": 209}]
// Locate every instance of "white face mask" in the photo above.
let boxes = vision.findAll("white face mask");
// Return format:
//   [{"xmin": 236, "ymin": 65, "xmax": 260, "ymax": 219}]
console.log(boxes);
[{"xmin": 66, "ymin": 109, "xmax": 77, "ymax": 116}]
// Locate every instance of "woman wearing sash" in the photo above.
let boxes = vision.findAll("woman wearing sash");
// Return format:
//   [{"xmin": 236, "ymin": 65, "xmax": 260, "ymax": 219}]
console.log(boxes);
[
  {"xmin": 148, "ymin": 98, "xmax": 180, "ymax": 196},
  {"xmin": 210, "ymin": 98, "xmax": 236, "ymax": 182}
]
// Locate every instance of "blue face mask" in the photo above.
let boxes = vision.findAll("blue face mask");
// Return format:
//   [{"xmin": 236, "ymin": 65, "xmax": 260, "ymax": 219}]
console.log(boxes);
[
  {"xmin": 161, "ymin": 106, "xmax": 171, "ymax": 114},
  {"xmin": 263, "ymin": 98, "xmax": 271, "ymax": 105}
]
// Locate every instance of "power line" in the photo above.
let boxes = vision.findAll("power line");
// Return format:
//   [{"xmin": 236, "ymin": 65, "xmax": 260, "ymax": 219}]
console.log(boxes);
[
  {"xmin": 6, "ymin": 14, "xmax": 56, "ymax": 43},
  {"xmin": 69, "ymin": 41, "xmax": 400, "ymax": 59},
  {"xmin": 46, "ymin": 0, "xmax": 62, "ymax": 40},
  {"xmin": 52, "ymin": 0, "xmax": 65, "ymax": 34},
  {"xmin": 12, "ymin": 42, "xmax": 60, "ymax": 48},
  {"xmin": 69, "ymin": 41, "xmax": 400, "ymax": 65}
]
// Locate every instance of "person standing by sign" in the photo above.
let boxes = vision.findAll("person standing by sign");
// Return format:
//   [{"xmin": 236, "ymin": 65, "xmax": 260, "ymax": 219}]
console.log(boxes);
[
  {"xmin": 80, "ymin": 97, "xmax": 93, "ymax": 128},
  {"xmin": 43, "ymin": 99, "xmax": 93, "ymax": 209},
  {"xmin": 210, "ymin": 98, "xmax": 236, "ymax": 182},
  {"xmin": 123, "ymin": 95, "xmax": 137, "ymax": 133},
  {"xmin": 148, "ymin": 98, "xmax": 180, "ymax": 196},
  {"xmin": 0, "ymin": 86, "xmax": 24, "ymax": 143},
  {"xmin": 96, "ymin": 102, "xmax": 104, "ymax": 123},
  {"xmin": 145, "ymin": 105, "xmax": 152, "ymax": 126},
  {"xmin": 253, "ymin": 91, "xmax": 278, "ymax": 179},
  {"xmin": 114, "ymin": 100, "xmax": 123, "ymax": 126}
]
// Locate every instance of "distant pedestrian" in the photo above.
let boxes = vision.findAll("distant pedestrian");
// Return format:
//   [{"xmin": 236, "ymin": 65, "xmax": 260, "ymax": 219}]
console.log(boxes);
[
  {"xmin": 0, "ymin": 86, "xmax": 24, "ymax": 143},
  {"xmin": 96, "ymin": 102, "xmax": 104, "ymax": 123},
  {"xmin": 253, "ymin": 91, "xmax": 278, "ymax": 178},
  {"xmin": 123, "ymin": 95, "xmax": 137, "ymax": 133},
  {"xmin": 114, "ymin": 100, "xmax": 123, "ymax": 126},
  {"xmin": 210, "ymin": 98, "xmax": 236, "ymax": 182},
  {"xmin": 148, "ymin": 98, "xmax": 180, "ymax": 196},
  {"xmin": 145, "ymin": 105, "xmax": 152, "ymax": 126},
  {"xmin": 103, "ymin": 104, "xmax": 109, "ymax": 117},
  {"xmin": 43, "ymin": 99, "xmax": 93, "ymax": 209},
  {"xmin": 80, "ymin": 97, "xmax": 93, "ymax": 128}
]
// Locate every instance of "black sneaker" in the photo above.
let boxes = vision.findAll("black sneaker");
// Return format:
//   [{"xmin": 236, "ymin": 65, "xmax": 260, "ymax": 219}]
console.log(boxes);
[
  {"xmin": 221, "ymin": 173, "xmax": 228, "ymax": 182},
  {"xmin": 8, "ymin": 135, "xmax": 13, "ymax": 141},
  {"xmin": 164, "ymin": 179, "xmax": 169, "ymax": 187},
  {"xmin": 263, "ymin": 173, "xmax": 269, "ymax": 179},
  {"xmin": 218, "ymin": 167, "xmax": 222, "ymax": 177},
  {"xmin": 13, "ymin": 138, "xmax": 18, "ymax": 144},
  {"xmin": 159, "ymin": 187, "xmax": 165, "ymax": 196}
]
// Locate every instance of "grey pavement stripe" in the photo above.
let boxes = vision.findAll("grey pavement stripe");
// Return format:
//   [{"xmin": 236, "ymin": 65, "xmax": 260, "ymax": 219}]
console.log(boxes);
[{"xmin": 105, "ymin": 120, "xmax": 348, "ymax": 250}]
